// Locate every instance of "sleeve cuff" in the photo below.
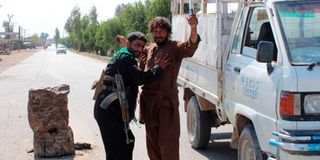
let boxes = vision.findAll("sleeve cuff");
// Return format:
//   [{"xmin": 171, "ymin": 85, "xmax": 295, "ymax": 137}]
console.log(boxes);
[{"xmin": 188, "ymin": 34, "xmax": 201, "ymax": 45}]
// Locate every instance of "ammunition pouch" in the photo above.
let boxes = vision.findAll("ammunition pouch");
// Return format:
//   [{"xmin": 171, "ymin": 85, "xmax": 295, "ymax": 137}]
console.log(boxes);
[{"xmin": 92, "ymin": 70, "xmax": 105, "ymax": 100}]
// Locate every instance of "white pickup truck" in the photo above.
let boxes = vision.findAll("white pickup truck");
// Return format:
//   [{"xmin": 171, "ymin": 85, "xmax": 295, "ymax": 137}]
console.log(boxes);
[{"xmin": 171, "ymin": 0, "xmax": 320, "ymax": 159}]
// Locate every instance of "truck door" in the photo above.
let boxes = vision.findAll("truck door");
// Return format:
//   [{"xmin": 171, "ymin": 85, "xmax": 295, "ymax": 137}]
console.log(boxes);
[{"xmin": 224, "ymin": 5, "xmax": 281, "ymax": 154}]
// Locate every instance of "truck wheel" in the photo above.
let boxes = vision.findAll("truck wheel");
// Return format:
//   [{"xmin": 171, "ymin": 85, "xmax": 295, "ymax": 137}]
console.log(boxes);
[
  {"xmin": 238, "ymin": 124, "xmax": 266, "ymax": 160},
  {"xmin": 186, "ymin": 96, "xmax": 211, "ymax": 149}
]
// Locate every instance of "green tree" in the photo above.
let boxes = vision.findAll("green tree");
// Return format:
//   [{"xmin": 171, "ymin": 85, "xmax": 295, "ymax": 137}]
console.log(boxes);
[
  {"xmin": 62, "ymin": 0, "xmax": 173, "ymax": 54},
  {"xmin": 2, "ymin": 14, "xmax": 14, "ymax": 39},
  {"xmin": 81, "ymin": 15, "xmax": 90, "ymax": 31},
  {"xmin": 117, "ymin": 2, "xmax": 148, "ymax": 36},
  {"xmin": 64, "ymin": 5, "xmax": 84, "ymax": 51},
  {"xmin": 115, "ymin": 3, "xmax": 127, "ymax": 17},
  {"xmin": 81, "ymin": 6, "xmax": 100, "ymax": 52},
  {"xmin": 79, "ymin": 14, "xmax": 90, "ymax": 51},
  {"xmin": 83, "ymin": 24, "xmax": 98, "ymax": 52},
  {"xmin": 61, "ymin": 32, "xmax": 79, "ymax": 49},
  {"xmin": 30, "ymin": 33, "xmax": 41, "ymax": 44},
  {"xmin": 54, "ymin": 28, "xmax": 60, "ymax": 47},
  {"xmin": 145, "ymin": 0, "xmax": 171, "ymax": 22},
  {"xmin": 64, "ymin": 6, "xmax": 81, "ymax": 34},
  {"xmin": 89, "ymin": 6, "xmax": 99, "ymax": 25},
  {"xmin": 40, "ymin": 32, "xmax": 49, "ymax": 44},
  {"xmin": 95, "ymin": 18, "xmax": 125, "ymax": 56}
]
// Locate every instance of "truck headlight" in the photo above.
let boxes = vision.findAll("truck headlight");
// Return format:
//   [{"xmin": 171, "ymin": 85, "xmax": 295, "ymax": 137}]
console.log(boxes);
[{"xmin": 304, "ymin": 94, "xmax": 320, "ymax": 115}]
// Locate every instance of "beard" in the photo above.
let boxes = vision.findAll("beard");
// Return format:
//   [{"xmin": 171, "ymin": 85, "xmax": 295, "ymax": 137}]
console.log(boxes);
[
  {"xmin": 128, "ymin": 47, "xmax": 139, "ymax": 57},
  {"xmin": 154, "ymin": 37, "xmax": 168, "ymax": 45}
]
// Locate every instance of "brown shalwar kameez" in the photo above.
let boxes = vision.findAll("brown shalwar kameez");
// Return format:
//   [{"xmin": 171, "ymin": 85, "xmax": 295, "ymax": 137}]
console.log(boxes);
[{"xmin": 140, "ymin": 38, "xmax": 200, "ymax": 160}]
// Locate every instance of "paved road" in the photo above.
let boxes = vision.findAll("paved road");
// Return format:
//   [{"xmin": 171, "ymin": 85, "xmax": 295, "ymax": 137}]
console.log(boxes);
[{"xmin": 0, "ymin": 47, "xmax": 236, "ymax": 160}]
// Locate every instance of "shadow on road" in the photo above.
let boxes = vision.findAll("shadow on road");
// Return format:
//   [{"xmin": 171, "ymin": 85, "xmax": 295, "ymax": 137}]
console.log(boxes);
[
  {"xmin": 35, "ymin": 155, "xmax": 74, "ymax": 160},
  {"xmin": 193, "ymin": 132, "xmax": 237, "ymax": 160},
  {"xmin": 211, "ymin": 132, "xmax": 232, "ymax": 140}
]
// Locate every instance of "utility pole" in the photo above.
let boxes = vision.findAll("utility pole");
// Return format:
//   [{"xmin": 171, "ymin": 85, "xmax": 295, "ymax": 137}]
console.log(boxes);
[
  {"xmin": 24, "ymin": 29, "xmax": 27, "ymax": 40},
  {"xmin": 7, "ymin": 14, "xmax": 14, "ymax": 39},
  {"xmin": 18, "ymin": 26, "xmax": 21, "ymax": 41}
]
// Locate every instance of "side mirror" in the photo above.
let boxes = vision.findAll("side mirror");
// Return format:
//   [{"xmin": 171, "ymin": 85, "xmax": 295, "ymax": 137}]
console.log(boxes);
[{"xmin": 256, "ymin": 41, "xmax": 274, "ymax": 63}]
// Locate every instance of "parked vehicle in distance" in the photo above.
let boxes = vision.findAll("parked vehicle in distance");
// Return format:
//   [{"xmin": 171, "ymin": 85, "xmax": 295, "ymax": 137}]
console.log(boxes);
[
  {"xmin": 56, "ymin": 45, "xmax": 67, "ymax": 54},
  {"xmin": 11, "ymin": 40, "xmax": 23, "ymax": 50},
  {"xmin": 22, "ymin": 41, "xmax": 36, "ymax": 49}
]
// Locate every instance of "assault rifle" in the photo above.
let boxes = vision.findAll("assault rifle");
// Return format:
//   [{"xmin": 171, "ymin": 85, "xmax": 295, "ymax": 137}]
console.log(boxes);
[{"xmin": 115, "ymin": 73, "xmax": 134, "ymax": 144}]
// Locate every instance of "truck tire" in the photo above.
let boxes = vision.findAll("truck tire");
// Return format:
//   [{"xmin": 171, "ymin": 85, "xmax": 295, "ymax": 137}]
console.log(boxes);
[
  {"xmin": 238, "ymin": 124, "xmax": 266, "ymax": 160},
  {"xmin": 186, "ymin": 96, "xmax": 211, "ymax": 149}
]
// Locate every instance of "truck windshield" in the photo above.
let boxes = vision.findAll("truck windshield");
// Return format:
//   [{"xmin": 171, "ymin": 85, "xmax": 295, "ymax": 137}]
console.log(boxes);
[{"xmin": 276, "ymin": 1, "xmax": 320, "ymax": 64}]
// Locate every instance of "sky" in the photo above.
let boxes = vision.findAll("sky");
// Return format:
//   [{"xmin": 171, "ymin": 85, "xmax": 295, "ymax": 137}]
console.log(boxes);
[{"xmin": 0, "ymin": 0, "xmax": 142, "ymax": 38}]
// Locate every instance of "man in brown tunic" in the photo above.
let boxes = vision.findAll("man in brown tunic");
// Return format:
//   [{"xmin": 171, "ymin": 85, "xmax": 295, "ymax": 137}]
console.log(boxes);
[{"xmin": 139, "ymin": 15, "xmax": 200, "ymax": 160}]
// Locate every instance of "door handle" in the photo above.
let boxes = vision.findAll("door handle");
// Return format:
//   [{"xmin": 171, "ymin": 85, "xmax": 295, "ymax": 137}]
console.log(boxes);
[{"xmin": 234, "ymin": 66, "xmax": 241, "ymax": 73}]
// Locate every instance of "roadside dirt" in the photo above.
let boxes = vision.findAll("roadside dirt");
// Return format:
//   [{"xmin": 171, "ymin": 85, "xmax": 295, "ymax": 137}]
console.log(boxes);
[
  {"xmin": 0, "ymin": 48, "xmax": 111, "ymax": 74},
  {"xmin": 0, "ymin": 49, "xmax": 40, "ymax": 73},
  {"xmin": 72, "ymin": 49, "xmax": 111, "ymax": 63}
]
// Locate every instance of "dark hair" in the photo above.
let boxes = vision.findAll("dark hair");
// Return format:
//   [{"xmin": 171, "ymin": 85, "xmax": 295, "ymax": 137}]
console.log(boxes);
[
  {"xmin": 148, "ymin": 17, "xmax": 172, "ymax": 34},
  {"xmin": 127, "ymin": 32, "xmax": 147, "ymax": 43}
]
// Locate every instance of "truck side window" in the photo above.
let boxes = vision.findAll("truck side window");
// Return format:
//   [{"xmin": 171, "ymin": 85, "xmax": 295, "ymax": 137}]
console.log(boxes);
[
  {"xmin": 242, "ymin": 7, "xmax": 278, "ymax": 61},
  {"xmin": 231, "ymin": 7, "xmax": 246, "ymax": 54}
]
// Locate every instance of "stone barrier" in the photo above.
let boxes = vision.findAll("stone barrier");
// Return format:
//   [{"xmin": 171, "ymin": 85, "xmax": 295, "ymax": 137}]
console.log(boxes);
[{"xmin": 28, "ymin": 84, "xmax": 75, "ymax": 158}]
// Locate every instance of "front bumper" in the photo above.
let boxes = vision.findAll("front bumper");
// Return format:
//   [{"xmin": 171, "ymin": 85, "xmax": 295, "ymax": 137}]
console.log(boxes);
[
  {"xmin": 57, "ymin": 50, "xmax": 66, "ymax": 53},
  {"xmin": 269, "ymin": 130, "xmax": 320, "ymax": 156}
]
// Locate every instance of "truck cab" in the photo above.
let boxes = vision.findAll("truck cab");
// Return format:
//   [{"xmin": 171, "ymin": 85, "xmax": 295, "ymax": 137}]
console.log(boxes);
[{"xmin": 173, "ymin": 0, "xmax": 320, "ymax": 159}]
